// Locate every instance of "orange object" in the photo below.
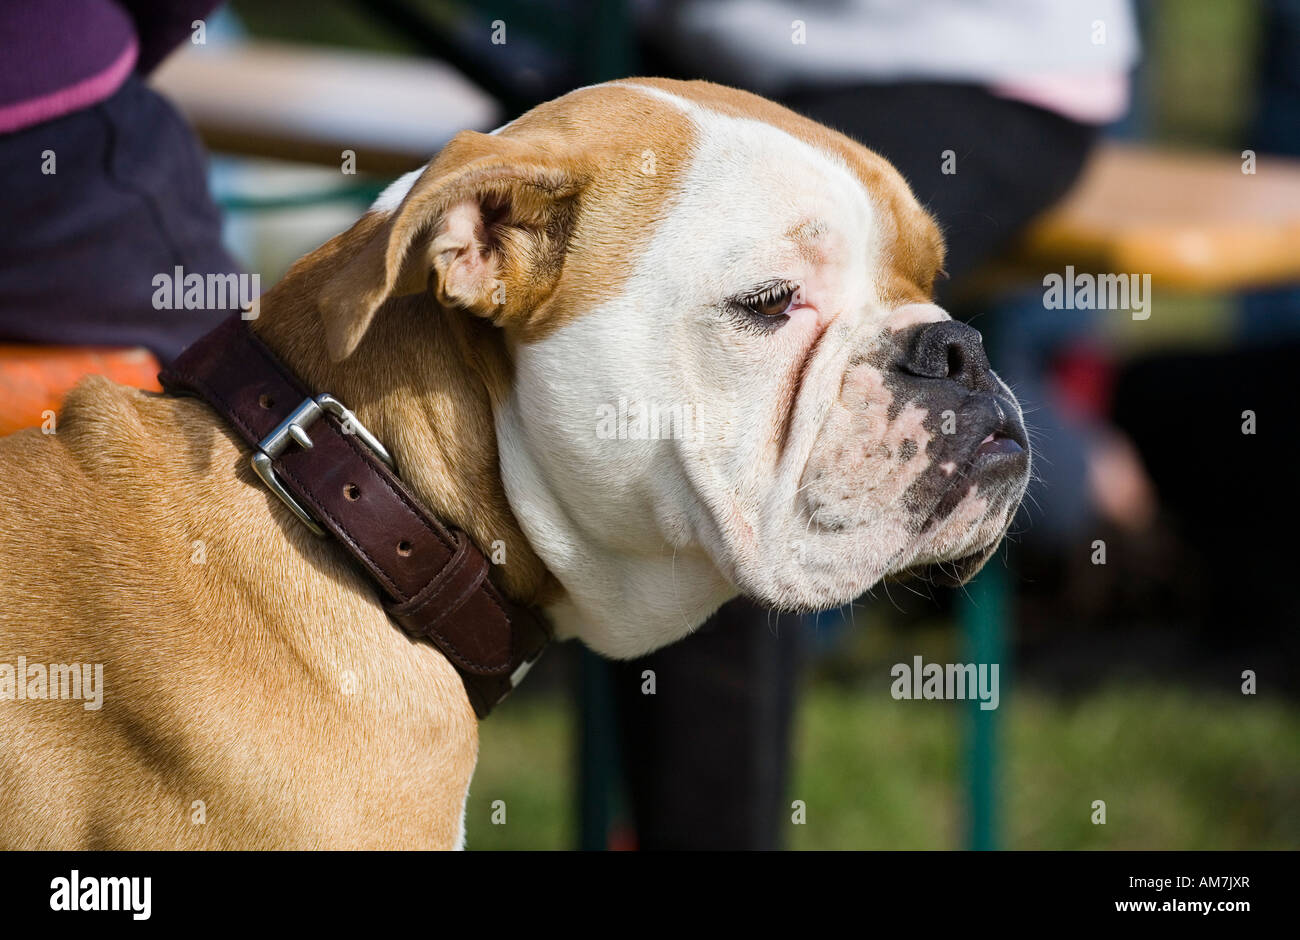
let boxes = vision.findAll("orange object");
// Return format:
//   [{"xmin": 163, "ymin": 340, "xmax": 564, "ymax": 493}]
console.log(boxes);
[
  {"xmin": 0, "ymin": 345, "xmax": 162, "ymax": 437},
  {"xmin": 1020, "ymin": 144, "xmax": 1300, "ymax": 292}
]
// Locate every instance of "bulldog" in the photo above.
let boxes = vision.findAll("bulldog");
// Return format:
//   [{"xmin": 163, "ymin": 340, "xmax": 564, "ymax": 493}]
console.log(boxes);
[{"xmin": 0, "ymin": 79, "xmax": 1028, "ymax": 849}]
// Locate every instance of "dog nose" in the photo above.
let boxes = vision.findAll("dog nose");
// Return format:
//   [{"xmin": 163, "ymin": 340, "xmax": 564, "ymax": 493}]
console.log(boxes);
[{"xmin": 896, "ymin": 320, "xmax": 995, "ymax": 392}]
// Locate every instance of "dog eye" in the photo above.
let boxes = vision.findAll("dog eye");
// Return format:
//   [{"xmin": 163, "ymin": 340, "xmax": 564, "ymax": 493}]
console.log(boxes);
[{"xmin": 741, "ymin": 283, "xmax": 798, "ymax": 318}]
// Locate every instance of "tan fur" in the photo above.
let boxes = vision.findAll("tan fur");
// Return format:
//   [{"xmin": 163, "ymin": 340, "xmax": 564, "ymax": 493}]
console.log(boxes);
[
  {"xmin": 0, "ymin": 79, "xmax": 948, "ymax": 849},
  {"xmin": 0, "ymin": 386, "xmax": 476, "ymax": 848}
]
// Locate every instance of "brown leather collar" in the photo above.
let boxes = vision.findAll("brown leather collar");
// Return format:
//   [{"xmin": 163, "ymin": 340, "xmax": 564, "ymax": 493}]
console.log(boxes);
[{"xmin": 158, "ymin": 316, "xmax": 549, "ymax": 718}]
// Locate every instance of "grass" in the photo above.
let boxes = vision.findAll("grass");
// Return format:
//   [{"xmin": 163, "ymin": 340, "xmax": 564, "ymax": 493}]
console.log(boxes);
[
  {"xmin": 466, "ymin": 682, "xmax": 1300, "ymax": 850},
  {"xmin": 465, "ymin": 697, "xmax": 575, "ymax": 850}
]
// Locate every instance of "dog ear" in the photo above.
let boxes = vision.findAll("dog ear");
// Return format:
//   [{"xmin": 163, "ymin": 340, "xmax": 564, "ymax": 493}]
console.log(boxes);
[{"xmin": 317, "ymin": 130, "xmax": 584, "ymax": 361}]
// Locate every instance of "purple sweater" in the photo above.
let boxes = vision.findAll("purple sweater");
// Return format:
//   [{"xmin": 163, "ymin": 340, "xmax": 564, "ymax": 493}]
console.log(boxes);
[{"xmin": 0, "ymin": 0, "xmax": 221, "ymax": 133}]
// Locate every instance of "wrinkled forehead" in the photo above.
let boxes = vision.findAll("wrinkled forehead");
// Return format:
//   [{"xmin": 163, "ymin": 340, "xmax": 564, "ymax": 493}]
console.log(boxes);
[
  {"xmin": 613, "ymin": 78, "xmax": 944, "ymax": 304},
  {"xmin": 496, "ymin": 78, "xmax": 944, "ymax": 314},
  {"xmin": 624, "ymin": 82, "xmax": 879, "ymax": 283}
]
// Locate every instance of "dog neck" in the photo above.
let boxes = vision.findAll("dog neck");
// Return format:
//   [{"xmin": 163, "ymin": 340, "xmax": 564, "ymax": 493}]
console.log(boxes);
[{"xmin": 250, "ymin": 229, "xmax": 558, "ymax": 609}]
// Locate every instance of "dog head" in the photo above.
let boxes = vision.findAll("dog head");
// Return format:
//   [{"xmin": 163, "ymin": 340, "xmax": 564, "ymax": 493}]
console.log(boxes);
[{"xmin": 308, "ymin": 79, "xmax": 1030, "ymax": 657}]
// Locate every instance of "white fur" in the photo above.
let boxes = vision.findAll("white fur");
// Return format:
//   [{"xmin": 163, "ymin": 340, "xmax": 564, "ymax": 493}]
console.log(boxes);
[
  {"xmin": 371, "ymin": 164, "xmax": 427, "ymax": 212},
  {"xmin": 454, "ymin": 788, "xmax": 468, "ymax": 850}
]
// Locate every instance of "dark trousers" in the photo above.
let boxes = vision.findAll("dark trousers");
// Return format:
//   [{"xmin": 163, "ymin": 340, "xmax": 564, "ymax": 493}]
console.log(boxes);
[
  {"xmin": 609, "ymin": 78, "xmax": 1096, "ymax": 850},
  {"xmin": 0, "ymin": 73, "xmax": 237, "ymax": 363}
]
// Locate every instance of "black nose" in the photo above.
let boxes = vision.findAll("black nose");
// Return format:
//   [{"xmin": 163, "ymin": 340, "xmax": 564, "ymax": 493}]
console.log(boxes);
[{"xmin": 896, "ymin": 320, "xmax": 995, "ymax": 392}]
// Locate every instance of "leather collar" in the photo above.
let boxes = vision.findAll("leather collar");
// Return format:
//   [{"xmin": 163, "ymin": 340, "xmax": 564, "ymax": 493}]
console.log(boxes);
[{"xmin": 159, "ymin": 316, "xmax": 549, "ymax": 718}]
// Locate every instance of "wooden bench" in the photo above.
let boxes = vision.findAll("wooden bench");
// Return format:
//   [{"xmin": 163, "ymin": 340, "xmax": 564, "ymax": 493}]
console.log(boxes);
[
  {"xmin": 150, "ymin": 41, "xmax": 501, "ymax": 174},
  {"xmin": 1002, "ymin": 142, "xmax": 1300, "ymax": 292}
]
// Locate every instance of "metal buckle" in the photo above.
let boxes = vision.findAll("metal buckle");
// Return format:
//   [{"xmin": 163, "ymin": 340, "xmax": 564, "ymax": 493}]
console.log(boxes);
[{"xmin": 251, "ymin": 393, "xmax": 394, "ymax": 537}]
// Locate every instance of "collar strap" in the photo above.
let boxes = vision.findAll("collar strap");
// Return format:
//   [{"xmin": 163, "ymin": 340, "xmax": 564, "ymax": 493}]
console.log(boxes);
[{"xmin": 158, "ymin": 316, "xmax": 548, "ymax": 718}]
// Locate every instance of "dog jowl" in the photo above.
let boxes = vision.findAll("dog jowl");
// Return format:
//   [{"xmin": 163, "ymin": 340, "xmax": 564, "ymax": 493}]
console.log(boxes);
[{"xmin": 789, "ymin": 312, "xmax": 1030, "ymax": 598}]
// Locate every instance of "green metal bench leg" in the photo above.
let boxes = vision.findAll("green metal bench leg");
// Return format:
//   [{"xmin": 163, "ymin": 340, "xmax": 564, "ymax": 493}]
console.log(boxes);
[
  {"xmin": 961, "ymin": 563, "xmax": 1008, "ymax": 850},
  {"xmin": 577, "ymin": 648, "xmax": 621, "ymax": 850}
]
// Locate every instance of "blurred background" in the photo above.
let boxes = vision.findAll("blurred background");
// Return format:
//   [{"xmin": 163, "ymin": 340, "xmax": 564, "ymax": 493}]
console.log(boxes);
[{"xmin": 2, "ymin": 0, "xmax": 1297, "ymax": 849}]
